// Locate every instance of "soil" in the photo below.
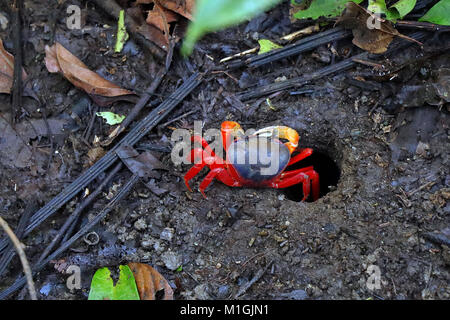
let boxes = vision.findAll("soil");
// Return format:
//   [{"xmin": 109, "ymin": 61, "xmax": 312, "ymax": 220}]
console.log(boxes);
[{"xmin": 0, "ymin": 0, "xmax": 448, "ymax": 300}]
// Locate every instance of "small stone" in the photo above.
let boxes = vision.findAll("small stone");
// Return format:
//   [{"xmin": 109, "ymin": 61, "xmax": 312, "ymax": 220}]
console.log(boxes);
[
  {"xmin": 259, "ymin": 230, "xmax": 269, "ymax": 237},
  {"xmin": 367, "ymin": 254, "xmax": 377, "ymax": 264},
  {"xmin": 161, "ymin": 251, "xmax": 182, "ymax": 271},
  {"xmin": 416, "ymin": 141, "xmax": 429, "ymax": 157},
  {"xmin": 421, "ymin": 201, "xmax": 434, "ymax": 212},
  {"xmin": 217, "ymin": 285, "xmax": 230, "ymax": 299},
  {"xmin": 160, "ymin": 227, "xmax": 175, "ymax": 241},
  {"xmin": 282, "ymin": 289, "xmax": 308, "ymax": 300},
  {"xmin": 195, "ymin": 256, "xmax": 205, "ymax": 266},
  {"xmin": 134, "ymin": 218, "xmax": 147, "ymax": 231},
  {"xmin": 194, "ymin": 284, "xmax": 211, "ymax": 300},
  {"xmin": 273, "ymin": 234, "xmax": 286, "ymax": 243},
  {"xmin": 275, "ymin": 76, "xmax": 287, "ymax": 82}
]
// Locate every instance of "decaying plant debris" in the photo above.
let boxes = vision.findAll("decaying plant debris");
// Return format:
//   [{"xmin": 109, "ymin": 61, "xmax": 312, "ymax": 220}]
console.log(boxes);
[{"xmin": 0, "ymin": 0, "xmax": 449, "ymax": 301}]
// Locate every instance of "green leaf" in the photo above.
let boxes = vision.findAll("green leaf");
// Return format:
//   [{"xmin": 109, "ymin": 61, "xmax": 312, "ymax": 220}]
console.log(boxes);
[
  {"xmin": 96, "ymin": 111, "xmax": 125, "ymax": 125},
  {"xmin": 181, "ymin": 0, "xmax": 281, "ymax": 55},
  {"xmin": 114, "ymin": 10, "xmax": 129, "ymax": 53},
  {"xmin": 258, "ymin": 39, "xmax": 283, "ymax": 54},
  {"xmin": 292, "ymin": 0, "xmax": 364, "ymax": 20},
  {"xmin": 88, "ymin": 265, "xmax": 140, "ymax": 300},
  {"xmin": 390, "ymin": 0, "xmax": 416, "ymax": 18},
  {"xmin": 368, "ymin": 0, "xmax": 416, "ymax": 21},
  {"xmin": 419, "ymin": 0, "xmax": 450, "ymax": 25}
]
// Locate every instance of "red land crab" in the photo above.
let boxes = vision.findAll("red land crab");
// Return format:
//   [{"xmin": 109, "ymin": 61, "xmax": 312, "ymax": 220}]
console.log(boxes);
[{"xmin": 184, "ymin": 121, "xmax": 320, "ymax": 201}]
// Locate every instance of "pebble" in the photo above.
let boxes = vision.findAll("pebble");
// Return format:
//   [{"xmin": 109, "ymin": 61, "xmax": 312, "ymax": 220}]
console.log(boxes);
[
  {"xmin": 217, "ymin": 285, "xmax": 230, "ymax": 299},
  {"xmin": 194, "ymin": 284, "xmax": 211, "ymax": 300},
  {"xmin": 134, "ymin": 218, "xmax": 147, "ymax": 231},
  {"xmin": 160, "ymin": 227, "xmax": 175, "ymax": 241},
  {"xmin": 161, "ymin": 251, "xmax": 182, "ymax": 271}
]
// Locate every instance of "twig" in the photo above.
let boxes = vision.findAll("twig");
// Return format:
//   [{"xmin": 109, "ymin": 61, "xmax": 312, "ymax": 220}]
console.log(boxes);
[
  {"xmin": 219, "ymin": 24, "xmax": 320, "ymax": 63},
  {"xmin": 0, "ymin": 72, "xmax": 202, "ymax": 255},
  {"xmin": 0, "ymin": 201, "xmax": 36, "ymax": 277},
  {"xmin": 406, "ymin": 180, "xmax": 436, "ymax": 197},
  {"xmin": 234, "ymin": 260, "xmax": 273, "ymax": 298},
  {"xmin": 237, "ymin": 31, "xmax": 428, "ymax": 101},
  {"xmin": 0, "ymin": 174, "xmax": 140, "ymax": 300},
  {"xmin": 421, "ymin": 232, "xmax": 450, "ymax": 247},
  {"xmin": 225, "ymin": 27, "xmax": 351, "ymax": 70},
  {"xmin": 0, "ymin": 217, "xmax": 36, "ymax": 300},
  {"xmin": 11, "ymin": 0, "xmax": 24, "ymax": 123},
  {"xmin": 396, "ymin": 20, "xmax": 450, "ymax": 32},
  {"xmin": 88, "ymin": 0, "xmax": 165, "ymax": 60},
  {"xmin": 101, "ymin": 68, "xmax": 167, "ymax": 146},
  {"xmin": 159, "ymin": 109, "xmax": 197, "ymax": 128},
  {"xmin": 102, "ymin": 39, "xmax": 175, "ymax": 147},
  {"xmin": 36, "ymin": 163, "xmax": 123, "ymax": 264}
]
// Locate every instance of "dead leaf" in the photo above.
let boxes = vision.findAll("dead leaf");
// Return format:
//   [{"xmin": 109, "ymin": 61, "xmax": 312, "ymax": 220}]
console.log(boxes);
[
  {"xmin": 146, "ymin": 179, "xmax": 169, "ymax": 196},
  {"xmin": 337, "ymin": 2, "xmax": 422, "ymax": 54},
  {"xmin": 0, "ymin": 38, "xmax": 27, "ymax": 94},
  {"xmin": 128, "ymin": 262, "xmax": 174, "ymax": 300},
  {"xmin": 87, "ymin": 147, "xmax": 106, "ymax": 167},
  {"xmin": 146, "ymin": 3, "xmax": 178, "ymax": 33},
  {"xmin": 44, "ymin": 43, "xmax": 135, "ymax": 106},
  {"xmin": 129, "ymin": 7, "xmax": 170, "ymax": 50},
  {"xmin": 131, "ymin": 0, "xmax": 194, "ymax": 49},
  {"xmin": 136, "ymin": 0, "xmax": 194, "ymax": 20},
  {"xmin": 0, "ymin": 115, "xmax": 69, "ymax": 169},
  {"xmin": 116, "ymin": 145, "xmax": 167, "ymax": 178}
]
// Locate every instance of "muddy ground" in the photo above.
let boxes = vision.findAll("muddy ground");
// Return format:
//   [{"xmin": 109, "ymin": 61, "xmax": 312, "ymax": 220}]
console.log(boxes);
[{"xmin": 0, "ymin": 1, "xmax": 449, "ymax": 300}]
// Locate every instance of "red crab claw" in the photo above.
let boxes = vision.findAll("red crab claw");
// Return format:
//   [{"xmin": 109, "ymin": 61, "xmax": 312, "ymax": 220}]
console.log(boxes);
[{"xmin": 254, "ymin": 126, "xmax": 299, "ymax": 154}]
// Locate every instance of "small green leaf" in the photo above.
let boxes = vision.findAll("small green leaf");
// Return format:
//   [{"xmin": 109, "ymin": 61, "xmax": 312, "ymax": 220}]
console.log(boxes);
[
  {"xmin": 292, "ymin": 0, "xmax": 364, "ymax": 20},
  {"xmin": 88, "ymin": 265, "xmax": 140, "ymax": 300},
  {"xmin": 419, "ymin": 0, "xmax": 450, "ymax": 25},
  {"xmin": 96, "ymin": 111, "xmax": 125, "ymax": 125},
  {"xmin": 176, "ymin": 265, "xmax": 183, "ymax": 272},
  {"xmin": 368, "ymin": 0, "xmax": 416, "ymax": 21},
  {"xmin": 390, "ymin": 0, "xmax": 416, "ymax": 18},
  {"xmin": 181, "ymin": 0, "xmax": 281, "ymax": 55},
  {"xmin": 258, "ymin": 39, "xmax": 283, "ymax": 54},
  {"xmin": 115, "ymin": 10, "xmax": 129, "ymax": 53}
]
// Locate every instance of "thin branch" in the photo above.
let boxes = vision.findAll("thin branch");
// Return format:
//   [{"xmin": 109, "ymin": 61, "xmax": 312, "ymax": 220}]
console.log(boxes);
[{"xmin": 0, "ymin": 217, "xmax": 36, "ymax": 300}]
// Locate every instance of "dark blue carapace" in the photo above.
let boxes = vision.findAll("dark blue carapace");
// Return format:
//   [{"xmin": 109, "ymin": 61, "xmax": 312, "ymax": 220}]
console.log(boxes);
[{"xmin": 226, "ymin": 136, "xmax": 290, "ymax": 183}]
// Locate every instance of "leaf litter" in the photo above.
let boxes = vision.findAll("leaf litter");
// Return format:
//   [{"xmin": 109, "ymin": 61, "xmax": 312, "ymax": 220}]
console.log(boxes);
[
  {"xmin": 336, "ymin": 2, "xmax": 422, "ymax": 54},
  {"xmin": 44, "ymin": 42, "xmax": 135, "ymax": 106},
  {"xmin": 128, "ymin": 262, "xmax": 174, "ymax": 300}
]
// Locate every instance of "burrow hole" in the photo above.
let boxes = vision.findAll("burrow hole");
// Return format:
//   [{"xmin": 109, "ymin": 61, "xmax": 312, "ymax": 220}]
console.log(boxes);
[{"xmin": 283, "ymin": 150, "xmax": 341, "ymax": 202}]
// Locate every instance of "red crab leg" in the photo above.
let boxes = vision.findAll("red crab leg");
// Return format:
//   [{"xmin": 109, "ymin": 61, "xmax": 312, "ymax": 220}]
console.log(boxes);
[
  {"xmin": 191, "ymin": 135, "xmax": 218, "ymax": 159},
  {"xmin": 271, "ymin": 168, "xmax": 320, "ymax": 201},
  {"xmin": 198, "ymin": 167, "xmax": 241, "ymax": 198},
  {"xmin": 185, "ymin": 147, "xmax": 225, "ymax": 191},
  {"xmin": 288, "ymin": 148, "xmax": 313, "ymax": 166}
]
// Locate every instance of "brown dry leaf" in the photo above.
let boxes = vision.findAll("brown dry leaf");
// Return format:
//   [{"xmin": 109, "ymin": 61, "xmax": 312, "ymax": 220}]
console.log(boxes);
[
  {"xmin": 146, "ymin": 4, "xmax": 179, "ymax": 33},
  {"xmin": 132, "ymin": 0, "xmax": 194, "ymax": 49},
  {"xmin": 136, "ymin": 0, "xmax": 194, "ymax": 20},
  {"xmin": 116, "ymin": 145, "xmax": 167, "ymax": 178},
  {"xmin": 0, "ymin": 38, "xmax": 27, "ymax": 94},
  {"xmin": 337, "ymin": 2, "xmax": 422, "ymax": 54},
  {"xmin": 87, "ymin": 147, "xmax": 106, "ymax": 167},
  {"xmin": 128, "ymin": 262, "xmax": 174, "ymax": 300},
  {"xmin": 44, "ymin": 43, "xmax": 135, "ymax": 105},
  {"xmin": 128, "ymin": 6, "xmax": 170, "ymax": 50}
]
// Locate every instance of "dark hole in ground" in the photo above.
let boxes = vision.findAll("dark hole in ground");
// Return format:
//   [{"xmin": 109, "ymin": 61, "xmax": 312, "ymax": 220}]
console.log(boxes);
[{"xmin": 283, "ymin": 150, "xmax": 340, "ymax": 202}]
